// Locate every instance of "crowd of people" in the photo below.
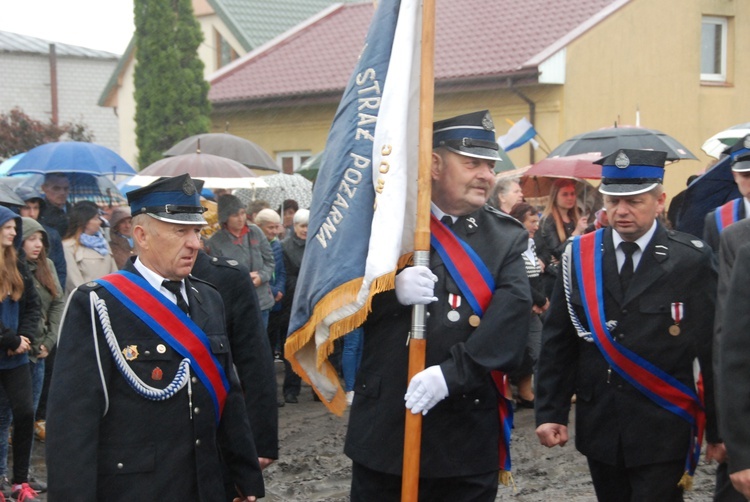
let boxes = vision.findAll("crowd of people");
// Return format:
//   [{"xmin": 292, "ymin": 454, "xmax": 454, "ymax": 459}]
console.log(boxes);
[{"xmin": 0, "ymin": 122, "xmax": 747, "ymax": 501}]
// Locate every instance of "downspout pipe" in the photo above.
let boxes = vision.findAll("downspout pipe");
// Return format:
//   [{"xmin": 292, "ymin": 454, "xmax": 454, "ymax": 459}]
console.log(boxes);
[{"xmin": 507, "ymin": 78, "xmax": 536, "ymax": 164}]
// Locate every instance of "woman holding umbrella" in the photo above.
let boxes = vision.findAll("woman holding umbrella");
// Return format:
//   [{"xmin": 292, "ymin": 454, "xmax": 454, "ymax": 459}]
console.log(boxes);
[
  {"xmin": 534, "ymin": 179, "xmax": 588, "ymax": 297},
  {"xmin": 62, "ymin": 202, "xmax": 117, "ymax": 295}
]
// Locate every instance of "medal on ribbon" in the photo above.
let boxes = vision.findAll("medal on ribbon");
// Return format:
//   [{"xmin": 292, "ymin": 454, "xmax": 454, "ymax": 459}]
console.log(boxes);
[
  {"xmin": 670, "ymin": 302, "xmax": 684, "ymax": 336},
  {"xmin": 447, "ymin": 294, "xmax": 461, "ymax": 322}
]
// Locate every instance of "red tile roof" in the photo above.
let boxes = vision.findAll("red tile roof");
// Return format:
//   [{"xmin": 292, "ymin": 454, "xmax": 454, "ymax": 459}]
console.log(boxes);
[{"xmin": 210, "ymin": 0, "xmax": 624, "ymax": 104}]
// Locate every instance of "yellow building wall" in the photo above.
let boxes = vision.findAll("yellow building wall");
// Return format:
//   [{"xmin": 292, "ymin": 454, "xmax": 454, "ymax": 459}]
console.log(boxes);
[{"xmin": 562, "ymin": 0, "xmax": 749, "ymax": 199}]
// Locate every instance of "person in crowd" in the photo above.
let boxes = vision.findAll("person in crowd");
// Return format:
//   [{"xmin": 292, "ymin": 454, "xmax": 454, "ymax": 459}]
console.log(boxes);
[
  {"xmin": 280, "ymin": 209, "xmax": 309, "ymax": 404},
  {"xmin": 281, "ymin": 199, "xmax": 299, "ymax": 238},
  {"xmin": 667, "ymin": 175, "xmax": 699, "ymax": 229},
  {"xmin": 508, "ymin": 202, "xmax": 548, "ymax": 408},
  {"xmin": 208, "ymin": 195, "xmax": 275, "ymax": 328},
  {"xmin": 62, "ymin": 202, "xmax": 118, "ymax": 294},
  {"xmin": 345, "ymin": 110, "xmax": 531, "ymax": 501},
  {"xmin": 108, "ymin": 207, "xmax": 135, "ymax": 269},
  {"xmin": 46, "ymin": 174, "xmax": 264, "ymax": 501},
  {"xmin": 247, "ymin": 200, "xmax": 270, "ymax": 224},
  {"xmin": 703, "ymin": 136, "xmax": 750, "ymax": 252},
  {"xmin": 717, "ymin": 240, "xmax": 750, "ymax": 500},
  {"xmin": 15, "ymin": 186, "xmax": 66, "ymax": 287},
  {"xmin": 0, "ymin": 217, "xmax": 63, "ymax": 497},
  {"xmin": 192, "ymin": 248, "xmax": 279, "ymax": 480},
  {"xmin": 535, "ymin": 149, "xmax": 720, "ymax": 501},
  {"xmin": 709, "ymin": 141, "xmax": 750, "ymax": 502},
  {"xmin": 255, "ymin": 208, "xmax": 286, "ymax": 362},
  {"xmin": 534, "ymin": 178, "xmax": 589, "ymax": 297},
  {"xmin": 342, "ymin": 327, "xmax": 363, "ymax": 407},
  {"xmin": 0, "ymin": 207, "xmax": 41, "ymax": 501},
  {"xmin": 491, "ymin": 176, "xmax": 524, "ymax": 213},
  {"xmin": 584, "ymin": 206, "xmax": 609, "ymax": 233},
  {"xmin": 38, "ymin": 173, "xmax": 72, "ymax": 239}
]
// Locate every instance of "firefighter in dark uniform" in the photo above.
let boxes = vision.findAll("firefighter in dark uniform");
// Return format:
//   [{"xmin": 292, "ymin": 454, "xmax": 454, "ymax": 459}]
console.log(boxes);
[
  {"xmin": 46, "ymin": 174, "xmax": 264, "ymax": 501},
  {"xmin": 535, "ymin": 149, "xmax": 720, "ymax": 502},
  {"xmin": 345, "ymin": 110, "xmax": 532, "ymax": 501},
  {"xmin": 702, "ymin": 135, "xmax": 750, "ymax": 253}
]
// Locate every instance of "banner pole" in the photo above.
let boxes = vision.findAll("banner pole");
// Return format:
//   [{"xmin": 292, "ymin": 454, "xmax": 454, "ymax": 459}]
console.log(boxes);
[{"xmin": 401, "ymin": 0, "xmax": 435, "ymax": 500}]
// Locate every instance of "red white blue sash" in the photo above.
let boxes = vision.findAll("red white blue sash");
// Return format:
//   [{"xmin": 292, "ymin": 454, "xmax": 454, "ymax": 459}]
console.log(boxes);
[
  {"xmin": 572, "ymin": 230, "xmax": 705, "ymax": 479},
  {"xmin": 430, "ymin": 214, "xmax": 513, "ymax": 477},
  {"xmin": 715, "ymin": 198, "xmax": 742, "ymax": 233},
  {"xmin": 96, "ymin": 271, "xmax": 230, "ymax": 423}
]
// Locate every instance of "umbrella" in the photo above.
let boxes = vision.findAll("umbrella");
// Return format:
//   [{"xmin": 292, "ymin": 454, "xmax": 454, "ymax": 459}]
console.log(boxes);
[
  {"xmin": 675, "ymin": 155, "xmax": 738, "ymax": 238},
  {"xmin": 7, "ymin": 141, "xmax": 136, "ymax": 176},
  {"xmin": 0, "ymin": 153, "xmax": 25, "ymax": 176},
  {"xmin": 14, "ymin": 173, "xmax": 128, "ymax": 207},
  {"xmin": 234, "ymin": 173, "xmax": 313, "ymax": 211},
  {"xmin": 296, "ymin": 151, "xmax": 322, "ymax": 181},
  {"xmin": 164, "ymin": 133, "xmax": 281, "ymax": 173},
  {"xmin": 701, "ymin": 122, "xmax": 750, "ymax": 159},
  {"xmin": 548, "ymin": 126, "xmax": 698, "ymax": 161},
  {"xmin": 524, "ymin": 153, "xmax": 602, "ymax": 180},
  {"xmin": 0, "ymin": 177, "xmax": 26, "ymax": 207},
  {"xmin": 126, "ymin": 152, "xmax": 268, "ymax": 190}
]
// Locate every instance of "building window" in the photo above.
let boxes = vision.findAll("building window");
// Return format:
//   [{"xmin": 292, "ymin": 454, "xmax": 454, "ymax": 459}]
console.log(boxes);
[
  {"xmin": 277, "ymin": 151, "xmax": 312, "ymax": 174},
  {"xmin": 215, "ymin": 30, "xmax": 238, "ymax": 70},
  {"xmin": 701, "ymin": 16, "xmax": 727, "ymax": 82}
]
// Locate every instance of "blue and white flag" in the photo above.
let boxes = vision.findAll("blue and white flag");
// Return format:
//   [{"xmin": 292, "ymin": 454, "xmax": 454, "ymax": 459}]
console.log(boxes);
[
  {"xmin": 498, "ymin": 117, "xmax": 538, "ymax": 152},
  {"xmin": 285, "ymin": 0, "xmax": 420, "ymax": 414}
]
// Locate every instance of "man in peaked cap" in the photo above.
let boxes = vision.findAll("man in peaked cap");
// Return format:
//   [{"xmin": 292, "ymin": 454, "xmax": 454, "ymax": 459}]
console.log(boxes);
[
  {"xmin": 703, "ymin": 135, "xmax": 750, "ymax": 252},
  {"xmin": 536, "ymin": 149, "xmax": 720, "ymax": 501},
  {"xmin": 46, "ymin": 174, "xmax": 264, "ymax": 501},
  {"xmin": 709, "ymin": 136, "xmax": 750, "ymax": 502},
  {"xmin": 345, "ymin": 110, "xmax": 531, "ymax": 501}
]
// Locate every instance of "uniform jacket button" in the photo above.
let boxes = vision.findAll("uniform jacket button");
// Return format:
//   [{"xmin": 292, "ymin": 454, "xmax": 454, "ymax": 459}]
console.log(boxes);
[
  {"xmin": 617, "ymin": 333, "xmax": 625, "ymax": 340},
  {"xmin": 194, "ymin": 407, "xmax": 200, "ymax": 414},
  {"xmin": 195, "ymin": 439, "xmax": 201, "ymax": 446},
  {"xmin": 117, "ymin": 462, "xmax": 124, "ymax": 469},
  {"xmin": 473, "ymin": 399, "xmax": 480, "ymax": 405}
]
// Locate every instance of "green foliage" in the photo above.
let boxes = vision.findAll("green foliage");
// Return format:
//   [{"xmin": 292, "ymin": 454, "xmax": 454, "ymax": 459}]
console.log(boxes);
[
  {"xmin": 134, "ymin": 0, "xmax": 211, "ymax": 169},
  {"xmin": 0, "ymin": 107, "xmax": 94, "ymax": 160}
]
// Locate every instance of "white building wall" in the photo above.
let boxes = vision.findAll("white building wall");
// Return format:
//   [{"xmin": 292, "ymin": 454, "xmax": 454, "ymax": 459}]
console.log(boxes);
[{"xmin": 0, "ymin": 51, "xmax": 120, "ymax": 154}]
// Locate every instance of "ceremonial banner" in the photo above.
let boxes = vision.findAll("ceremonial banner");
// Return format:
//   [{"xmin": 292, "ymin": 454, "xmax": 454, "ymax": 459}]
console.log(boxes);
[
  {"xmin": 285, "ymin": 0, "xmax": 421, "ymax": 414},
  {"xmin": 498, "ymin": 117, "xmax": 538, "ymax": 152}
]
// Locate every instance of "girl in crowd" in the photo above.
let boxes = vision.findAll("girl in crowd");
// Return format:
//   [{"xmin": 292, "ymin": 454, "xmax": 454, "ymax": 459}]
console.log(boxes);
[
  {"xmin": 0, "ymin": 208, "xmax": 42, "ymax": 501},
  {"xmin": 62, "ymin": 202, "xmax": 117, "ymax": 295},
  {"xmin": 534, "ymin": 179, "xmax": 588, "ymax": 297},
  {"xmin": 509, "ymin": 203, "xmax": 549, "ymax": 408}
]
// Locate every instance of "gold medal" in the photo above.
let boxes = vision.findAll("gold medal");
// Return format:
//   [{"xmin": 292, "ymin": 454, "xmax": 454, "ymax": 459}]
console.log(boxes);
[
  {"xmin": 468, "ymin": 315, "xmax": 481, "ymax": 327},
  {"xmin": 669, "ymin": 324, "xmax": 681, "ymax": 336}
]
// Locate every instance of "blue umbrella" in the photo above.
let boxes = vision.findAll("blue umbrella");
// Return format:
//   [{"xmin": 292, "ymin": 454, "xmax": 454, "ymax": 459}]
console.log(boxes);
[
  {"xmin": 675, "ymin": 155, "xmax": 739, "ymax": 238},
  {"xmin": 7, "ymin": 142, "xmax": 136, "ymax": 177},
  {"xmin": 0, "ymin": 153, "xmax": 25, "ymax": 176}
]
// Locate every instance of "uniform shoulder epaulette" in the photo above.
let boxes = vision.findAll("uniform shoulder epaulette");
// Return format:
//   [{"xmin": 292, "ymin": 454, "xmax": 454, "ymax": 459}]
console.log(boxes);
[
  {"xmin": 666, "ymin": 229, "xmax": 710, "ymax": 254},
  {"xmin": 484, "ymin": 204, "xmax": 525, "ymax": 229},
  {"xmin": 76, "ymin": 280, "xmax": 104, "ymax": 292}
]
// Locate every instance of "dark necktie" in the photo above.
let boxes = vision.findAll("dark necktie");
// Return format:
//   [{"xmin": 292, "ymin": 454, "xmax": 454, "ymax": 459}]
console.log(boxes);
[
  {"xmin": 441, "ymin": 215, "xmax": 454, "ymax": 228},
  {"xmin": 619, "ymin": 241, "xmax": 639, "ymax": 294},
  {"xmin": 162, "ymin": 280, "xmax": 189, "ymax": 315}
]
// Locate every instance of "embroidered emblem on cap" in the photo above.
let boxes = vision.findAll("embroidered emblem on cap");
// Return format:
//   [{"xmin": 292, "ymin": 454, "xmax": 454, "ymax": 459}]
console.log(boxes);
[
  {"xmin": 182, "ymin": 179, "xmax": 196, "ymax": 196},
  {"xmin": 481, "ymin": 112, "xmax": 494, "ymax": 131},
  {"xmin": 615, "ymin": 152, "xmax": 630, "ymax": 169}
]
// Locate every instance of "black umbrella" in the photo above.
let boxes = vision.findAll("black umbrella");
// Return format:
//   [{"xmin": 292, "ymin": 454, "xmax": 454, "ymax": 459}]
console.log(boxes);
[
  {"xmin": 676, "ymin": 156, "xmax": 739, "ymax": 238},
  {"xmin": 549, "ymin": 126, "xmax": 698, "ymax": 161},
  {"xmin": 164, "ymin": 133, "xmax": 281, "ymax": 173}
]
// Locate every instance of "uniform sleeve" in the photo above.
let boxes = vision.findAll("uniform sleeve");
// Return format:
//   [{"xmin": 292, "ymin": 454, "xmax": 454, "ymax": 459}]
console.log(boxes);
[
  {"xmin": 719, "ymin": 243, "xmax": 750, "ymax": 470},
  {"xmin": 46, "ymin": 288, "xmax": 109, "ymax": 501},
  {"xmin": 535, "ymin": 252, "xmax": 579, "ymax": 427},
  {"xmin": 440, "ymin": 226, "xmax": 532, "ymax": 394}
]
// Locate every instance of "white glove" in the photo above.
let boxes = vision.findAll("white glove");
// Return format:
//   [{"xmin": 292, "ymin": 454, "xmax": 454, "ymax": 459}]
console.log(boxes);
[
  {"xmin": 404, "ymin": 365, "xmax": 449, "ymax": 415},
  {"xmin": 395, "ymin": 266, "xmax": 438, "ymax": 306}
]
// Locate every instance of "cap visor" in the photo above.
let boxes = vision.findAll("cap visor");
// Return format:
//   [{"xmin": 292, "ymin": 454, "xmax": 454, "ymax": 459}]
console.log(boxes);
[
  {"xmin": 147, "ymin": 212, "xmax": 207, "ymax": 225},
  {"xmin": 599, "ymin": 182, "xmax": 658, "ymax": 197},
  {"xmin": 444, "ymin": 146, "xmax": 501, "ymax": 161}
]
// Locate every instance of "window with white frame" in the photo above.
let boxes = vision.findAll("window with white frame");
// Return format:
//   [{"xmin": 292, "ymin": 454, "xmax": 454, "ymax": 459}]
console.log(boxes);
[
  {"xmin": 701, "ymin": 16, "xmax": 727, "ymax": 82},
  {"xmin": 276, "ymin": 151, "xmax": 312, "ymax": 174}
]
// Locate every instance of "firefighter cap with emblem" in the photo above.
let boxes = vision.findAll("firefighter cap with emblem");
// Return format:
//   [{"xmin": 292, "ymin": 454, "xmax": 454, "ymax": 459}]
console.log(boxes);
[
  {"xmin": 432, "ymin": 110, "xmax": 502, "ymax": 161},
  {"xmin": 595, "ymin": 148, "xmax": 668, "ymax": 196},
  {"xmin": 127, "ymin": 173, "xmax": 207, "ymax": 225},
  {"xmin": 724, "ymin": 134, "xmax": 750, "ymax": 173}
]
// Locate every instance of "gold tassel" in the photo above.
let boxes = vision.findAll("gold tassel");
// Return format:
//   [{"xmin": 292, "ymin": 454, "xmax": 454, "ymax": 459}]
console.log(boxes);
[
  {"xmin": 499, "ymin": 470, "xmax": 516, "ymax": 490},
  {"xmin": 677, "ymin": 471, "xmax": 693, "ymax": 491}
]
